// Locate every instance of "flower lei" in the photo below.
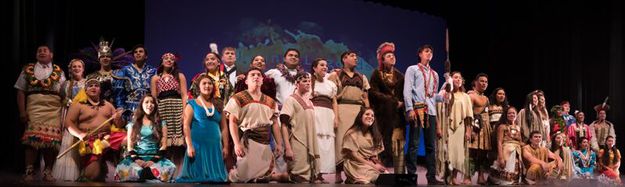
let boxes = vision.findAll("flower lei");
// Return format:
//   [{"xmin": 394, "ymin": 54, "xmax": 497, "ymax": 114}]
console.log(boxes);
[
  {"xmin": 277, "ymin": 63, "xmax": 305, "ymax": 83},
  {"xmin": 24, "ymin": 63, "xmax": 62, "ymax": 89}
]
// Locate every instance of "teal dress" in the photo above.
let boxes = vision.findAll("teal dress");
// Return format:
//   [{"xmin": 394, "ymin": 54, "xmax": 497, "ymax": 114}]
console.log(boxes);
[
  {"xmin": 176, "ymin": 99, "xmax": 228, "ymax": 183},
  {"xmin": 115, "ymin": 122, "xmax": 176, "ymax": 182},
  {"xmin": 572, "ymin": 149, "xmax": 596, "ymax": 178}
]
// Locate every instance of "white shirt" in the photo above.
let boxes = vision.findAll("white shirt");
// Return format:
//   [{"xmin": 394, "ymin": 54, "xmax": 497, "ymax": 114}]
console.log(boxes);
[
  {"xmin": 224, "ymin": 64, "xmax": 237, "ymax": 88},
  {"xmin": 14, "ymin": 62, "xmax": 65, "ymax": 92},
  {"xmin": 265, "ymin": 68, "xmax": 297, "ymax": 105}
]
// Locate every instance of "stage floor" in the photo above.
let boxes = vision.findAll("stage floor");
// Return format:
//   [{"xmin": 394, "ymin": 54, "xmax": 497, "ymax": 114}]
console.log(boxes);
[{"xmin": 1, "ymin": 166, "xmax": 622, "ymax": 186}]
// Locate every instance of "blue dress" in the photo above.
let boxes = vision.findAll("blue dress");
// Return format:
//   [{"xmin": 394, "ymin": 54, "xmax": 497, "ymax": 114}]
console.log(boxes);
[
  {"xmin": 572, "ymin": 149, "xmax": 596, "ymax": 178},
  {"xmin": 115, "ymin": 122, "xmax": 177, "ymax": 182},
  {"xmin": 176, "ymin": 99, "xmax": 228, "ymax": 183}
]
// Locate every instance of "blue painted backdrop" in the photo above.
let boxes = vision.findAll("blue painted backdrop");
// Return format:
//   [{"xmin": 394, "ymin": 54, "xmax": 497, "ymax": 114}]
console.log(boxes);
[{"xmin": 146, "ymin": 0, "xmax": 447, "ymax": 156}]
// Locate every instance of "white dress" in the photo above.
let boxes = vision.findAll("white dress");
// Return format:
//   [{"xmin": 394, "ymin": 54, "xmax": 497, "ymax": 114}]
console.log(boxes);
[
  {"xmin": 312, "ymin": 75, "xmax": 337, "ymax": 173},
  {"xmin": 52, "ymin": 80, "xmax": 83, "ymax": 181}
]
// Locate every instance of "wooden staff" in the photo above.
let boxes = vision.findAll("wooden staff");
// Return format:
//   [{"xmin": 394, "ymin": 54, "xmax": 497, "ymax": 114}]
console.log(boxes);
[{"xmin": 56, "ymin": 117, "xmax": 115, "ymax": 159}]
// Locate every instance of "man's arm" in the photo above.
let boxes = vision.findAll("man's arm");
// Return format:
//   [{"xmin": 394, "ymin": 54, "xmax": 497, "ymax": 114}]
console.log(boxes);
[
  {"xmin": 403, "ymin": 66, "xmax": 415, "ymax": 112},
  {"xmin": 17, "ymin": 89, "xmax": 28, "ymax": 124},
  {"xmin": 66, "ymin": 103, "xmax": 86, "ymax": 139},
  {"xmin": 112, "ymin": 69, "xmax": 128, "ymax": 109}
]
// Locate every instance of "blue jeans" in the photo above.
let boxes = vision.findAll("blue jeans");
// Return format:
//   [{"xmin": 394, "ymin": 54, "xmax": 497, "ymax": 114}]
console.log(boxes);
[{"xmin": 406, "ymin": 114, "xmax": 437, "ymax": 181}]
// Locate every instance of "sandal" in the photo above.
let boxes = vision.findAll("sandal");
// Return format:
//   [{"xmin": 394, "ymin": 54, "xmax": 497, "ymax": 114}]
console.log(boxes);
[{"xmin": 42, "ymin": 169, "xmax": 56, "ymax": 182}]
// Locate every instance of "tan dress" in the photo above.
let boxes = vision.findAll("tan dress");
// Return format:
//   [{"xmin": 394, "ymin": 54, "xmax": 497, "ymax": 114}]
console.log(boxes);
[
  {"xmin": 447, "ymin": 92, "xmax": 473, "ymax": 174},
  {"xmin": 224, "ymin": 91, "xmax": 278, "ymax": 182},
  {"xmin": 342, "ymin": 129, "xmax": 384, "ymax": 184},
  {"xmin": 435, "ymin": 102, "xmax": 449, "ymax": 178},
  {"xmin": 516, "ymin": 108, "xmax": 542, "ymax": 142},
  {"xmin": 281, "ymin": 94, "xmax": 320, "ymax": 182},
  {"xmin": 488, "ymin": 124, "xmax": 523, "ymax": 185},
  {"xmin": 553, "ymin": 146, "xmax": 575, "ymax": 180},
  {"xmin": 335, "ymin": 71, "xmax": 370, "ymax": 165}
]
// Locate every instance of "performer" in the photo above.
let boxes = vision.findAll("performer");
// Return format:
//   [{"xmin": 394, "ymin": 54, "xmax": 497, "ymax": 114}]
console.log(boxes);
[
  {"xmin": 52, "ymin": 59, "xmax": 86, "ymax": 181},
  {"xmin": 333, "ymin": 51, "xmax": 370, "ymax": 183},
  {"xmin": 265, "ymin": 48, "xmax": 306, "ymax": 105},
  {"xmin": 220, "ymin": 46, "xmax": 240, "ymax": 89},
  {"xmin": 487, "ymin": 87, "xmax": 508, "ymax": 169},
  {"xmin": 590, "ymin": 102, "xmax": 615, "ymax": 152},
  {"xmin": 560, "ymin": 101, "xmax": 577, "ymax": 127},
  {"xmin": 264, "ymin": 49, "xmax": 303, "ymax": 175},
  {"xmin": 15, "ymin": 45, "xmax": 66, "ymax": 181},
  {"xmin": 176, "ymin": 74, "xmax": 229, "ymax": 183},
  {"xmin": 488, "ymin": 87, "xmax": 508, "ymax": 127},
  {"xmin": 403, "ymin": 44, "xmax": 444, "ymax": 185},
  {"xmin": 113, "ymin": 44, "xmax": 156, "ymax": 122},
  {"xmin": 310, "ymin": 58, "xmax": 338, "ymax": 177},
  {"xmin": 572, "ymin": 137, "xmax": 596, "ymax": 179},
  {"xmin": 150, "ymin": 52, "xmax": 188, "ymax": 175},
  {"xmin": 368, "ymin": 42, "xmax": 406, "ymax": 172},
  {"xmin": 85, "ymin": 39, "xmax": 121, "ymax": 104},
  {"xmin": 280, "ymin": 72, "xmax": 321, "ymax": 183},
  {"xmin": 550, "ymin": 132, "xmax": 575, "ymax": 180},
  {"xmin": 597, "ymin": 136, "xmax": 621, "ymax": 184},
  {"xmin": 536, "ymin": 91, "xmax": 551, "ymax": 146},
  {"xmin": 567, "ymin": 111, "xmax": 592, "ymax": 150},
  {"xmin": 225, "ymin": 68, "xmax": 284, "ymax": 183},
  {"xmin": 190, "ymin": 45, "xmax": 236, "ymax": 171},
  {"xmin": 342, "ymin": 108, "xmax": 386, "ymax": 184},
  {"xmin": 466, "ymin": 73, "xmax": 492, "ymax": 185},
  {"xmin": 517, "ymin": 91, "xmax": 541, "ymax": 143},
  {"xmin": 64, "ymin": 78, "xmax": 125, "ymax": 181},
  {"xmin": 522, "ymin": 131, "xmax": 562, "ymax": 184},
  {"xmin": 488, "ymin": 107, "xmax": 523, "ymax": 185},
  {"xmin": 550, "ymin": 105, "xmax": 567, "ymax": 138},
  {"xmin": 114, "ymin": 95, "xmax": 176, "ymax": 182},
  {"xmin": 439, "ymin": 71, "xmax": 473, "ymax": 185}
]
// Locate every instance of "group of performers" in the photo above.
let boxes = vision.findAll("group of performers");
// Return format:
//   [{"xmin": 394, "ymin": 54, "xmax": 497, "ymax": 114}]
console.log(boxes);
[{"xmin": 15, "ymin": 40, "xmax": 620, "ymax": 185}]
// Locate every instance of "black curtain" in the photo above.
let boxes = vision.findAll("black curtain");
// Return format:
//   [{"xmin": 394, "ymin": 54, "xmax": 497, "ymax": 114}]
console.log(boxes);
[{"xmin": 4, "ymin": 0, "xmax": 144, "ymax": 174}]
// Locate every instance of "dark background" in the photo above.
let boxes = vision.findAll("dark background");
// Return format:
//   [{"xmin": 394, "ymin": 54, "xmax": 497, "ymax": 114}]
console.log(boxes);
[{"xmin": 3, "ymin": 0, "xmax": 623, "ymax": 174}]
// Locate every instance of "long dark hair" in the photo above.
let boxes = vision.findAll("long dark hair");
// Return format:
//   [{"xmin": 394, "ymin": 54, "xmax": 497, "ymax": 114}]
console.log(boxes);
[
  {"xmin": 499, "ymin": 106, "xmax": 517, "ymax": 126},
  {"xmin": 550, "ymin": 132, "xmax": 565, "ymax": 152},
  {"xmin": 601, "ymin": 136, "xmax": 619, "ymax": 165},
  {"xmin": 130, "ymin": 95, "xmax": 162, "ymax": 146},
  {"xmin": 310, "ymin": 58, "xmax": 327, "ymax": 95},
  {"xmin": 347, "ymin": 107, "xmax": 383, "ymax": 149},
  {"xmin": 489, "ymin": 87, "xmax": 509, "ymax": 108},
  {"xmin": 156, "ymin": 53, "xmax": 181, "ymax": 83},
  {"xmin": 204, "ymin": 52, "xmax": 222, "ymax": 73},
  {"xmin": 523, "ymin": 91, "xmax": 538, "ymax": 129},
  {"xmin": 550, "ymin": 132, "xmax": 568, "ymax": 161},
  {"xmin": 577, "ymin": 137, "xmax": 589, "ymax": 150}
]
